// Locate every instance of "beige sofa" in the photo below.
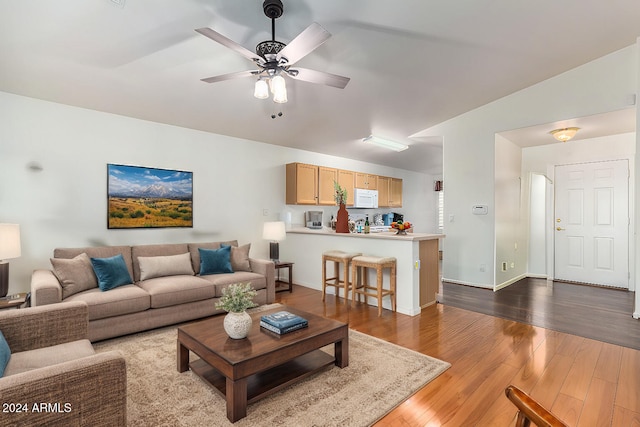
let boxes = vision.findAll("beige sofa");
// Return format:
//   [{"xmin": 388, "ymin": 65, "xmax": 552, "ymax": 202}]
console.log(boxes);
[
  {"xmin": 31, "ymin": 241, "xmax": 275, "ymax": 341},
  {"xmin": 0, "ymin": 301, "xmax": 127, "ymax": 426}
]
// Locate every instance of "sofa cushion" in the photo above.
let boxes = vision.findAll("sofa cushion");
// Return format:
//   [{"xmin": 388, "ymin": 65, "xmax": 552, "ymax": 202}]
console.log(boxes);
[
  {"xmin": 91, "ymin": 254, "xmax": 134, "ymax": 291},
  {"xmin": 54, "ymin": 246, "xmax": 134, "ymax": 283},
  {"xmin": 0, "ymin": 330, "xmax": 10, "ymax": 377},
  {"xmin": 221, "ymin": 243, "xmax": 252, "ymax": 272},
  {"xmin": 3, "ymin": 339, "xmax": 95, "ymax": 377},
  {"xmin": 198, "ymin": 246, "xmax": 233, "ymax": 275},
  {"xmin": 200, "ymin": 271, "xmax": 267, "ymax": 297},
  {"xmin": 136, "ymin": 275, "xmax": 216, "ymax": 308},
  {"xmin": 65, "ymin": 285, "xmax": 150, "ymax": 321},
  {"xmin": 188, "ymin": 241, "xmax": 238, "ymax": 275},
  {"xmin": 138, "ymin": 252, "xmax": 194, "ymax": 281},
  {"xmin": 131, "ymin": 243, "xmax": 190, "ymax": 282},
  {"xmin": 50, "ymin": 253, "xmax": 98, "ymax": 299}
]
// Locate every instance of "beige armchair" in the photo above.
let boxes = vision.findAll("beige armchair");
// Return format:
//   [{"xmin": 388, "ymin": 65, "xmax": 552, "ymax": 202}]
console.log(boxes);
[{"xmin": 0, "ymin": 301, "xmax": 126, "ymax": 426}]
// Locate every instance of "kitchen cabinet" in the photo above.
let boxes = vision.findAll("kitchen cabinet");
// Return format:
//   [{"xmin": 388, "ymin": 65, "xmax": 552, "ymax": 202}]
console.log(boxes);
[
  {"xmin": 286, "ymin": 163, "xmax": 337, "ymax": 205},
  {"xmin": 318, "ymin": 166, "xmax": 338, "ymax": 205},
  {"xmin": 377, "ymin": 176, "xmax": 403, "ymax": 207},
  {"xmin": 377, "ymin": 176, "xmax": 391, "ymax": 207},
  {"xmin": 286, "ymin": 162, "xmax": 402, "ymax": 207},
  {"xmin": 390, "ymin": 178, "xmax": 403, "ymax": 207},
  {"xmin": 337, "ymin": 169, "xmax": 355, "ymax": 206},
  {"xmin": 286, "ymin": 163, "xmax": 318, "ymax": 205},
  {"xmin": 355, "ymin": 173, "xmax": 378, "ymax": 190}
]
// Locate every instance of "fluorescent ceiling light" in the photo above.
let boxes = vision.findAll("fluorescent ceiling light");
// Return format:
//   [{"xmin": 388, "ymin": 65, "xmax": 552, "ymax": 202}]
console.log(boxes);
[{"xmin": 362, "ymin": 135, "xmax": 409, "ymax": 152}]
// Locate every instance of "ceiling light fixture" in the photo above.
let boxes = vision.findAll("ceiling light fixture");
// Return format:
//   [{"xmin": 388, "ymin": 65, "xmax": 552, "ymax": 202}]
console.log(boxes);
[
  {"xmin": 253, "ymin": 78, "xmax": 269, "ymax": 99},
  {"xmin": 253, "ymin": 74, "xmax": 288, "ymax": 103},
  {"xmin": 362, "ymin": 135, "xmax": 409, "ymax": 152},
  {"xmin": 549, "ymin": 127, "xmax": 580, "ymax": 142}
]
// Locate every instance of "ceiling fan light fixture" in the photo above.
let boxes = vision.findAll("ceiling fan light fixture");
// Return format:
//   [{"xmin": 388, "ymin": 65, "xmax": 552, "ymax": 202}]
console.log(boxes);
[
  {"xmin": 363, "ymin": 135, "xmax": 409, "ymax": 152},
  {"xmin": 254, "ymin": 78, "xmax": 269, "ymax": 99},
  {"xmin": 271, "ymin": 74, "xmax": 288, "ymax": 103},
  {"xmin": 549, "ymin": 127, "xmax": 580, "ymax": 142}
]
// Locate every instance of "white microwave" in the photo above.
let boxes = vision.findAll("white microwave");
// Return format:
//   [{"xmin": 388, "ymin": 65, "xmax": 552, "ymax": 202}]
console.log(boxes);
[{"xmin": 353, "ymin": 188, "xmax": 378, "ymax": 208}]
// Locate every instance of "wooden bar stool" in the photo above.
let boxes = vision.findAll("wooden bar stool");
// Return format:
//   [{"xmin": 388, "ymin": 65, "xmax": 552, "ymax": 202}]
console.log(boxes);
[
  {"xmin": 351, "ymin": 255, "xmax": 397, "ymax": 316},
  {"xmin": 322, "ymin": 250, "xmax": 362, "ymax": 302}
]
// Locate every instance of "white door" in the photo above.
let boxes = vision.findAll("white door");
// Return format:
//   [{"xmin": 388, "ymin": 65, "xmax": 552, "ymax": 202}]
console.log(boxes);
[{"xmin": 554, "ymin": 160, "xmax": 629, "ymax": 288}]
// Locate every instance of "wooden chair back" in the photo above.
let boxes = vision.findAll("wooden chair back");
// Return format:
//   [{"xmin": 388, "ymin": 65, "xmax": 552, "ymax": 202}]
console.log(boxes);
[{"xmin": 505, "ymin": 385, "xmax": 568, "ymax": 427}]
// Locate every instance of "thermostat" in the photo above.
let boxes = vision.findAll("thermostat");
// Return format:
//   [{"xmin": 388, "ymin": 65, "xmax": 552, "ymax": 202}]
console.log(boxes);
[{"xmin": 472, "ymin": 205, "xmax": 488, "ymax": 215}]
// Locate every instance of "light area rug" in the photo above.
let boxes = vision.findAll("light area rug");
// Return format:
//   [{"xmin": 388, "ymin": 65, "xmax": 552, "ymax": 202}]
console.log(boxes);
[{"xmin": 95, "ymin": 319, "xmax": 450, "ymax": 426}]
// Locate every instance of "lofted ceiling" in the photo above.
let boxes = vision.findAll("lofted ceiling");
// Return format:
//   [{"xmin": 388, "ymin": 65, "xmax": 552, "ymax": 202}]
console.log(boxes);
[{"xmin": 1, "ymin": 0, "xmax": 639, "ymax": 174}]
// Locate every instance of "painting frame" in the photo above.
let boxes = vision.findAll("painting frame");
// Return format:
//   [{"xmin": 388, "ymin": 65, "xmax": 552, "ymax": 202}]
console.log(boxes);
[{"xmin": 107, "ymin": 164, "xmax": 193, "ymax": 229}]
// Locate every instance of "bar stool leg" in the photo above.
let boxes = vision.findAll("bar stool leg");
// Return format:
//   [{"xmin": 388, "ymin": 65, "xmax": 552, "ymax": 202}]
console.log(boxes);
[
  {"xmin": 322, "ymin": 256, "xmax": 327, "ymax": 301},
  {"xmin": 334, "ymin": 260, "xmax": 340, "ymax": 298},
  {"xmin": 377, "ymin": 265, "xmax": 383, "ymax": 317},
  {"xmin": 391, "ymin": 262, "xmax": 397, "ymax": 312}
]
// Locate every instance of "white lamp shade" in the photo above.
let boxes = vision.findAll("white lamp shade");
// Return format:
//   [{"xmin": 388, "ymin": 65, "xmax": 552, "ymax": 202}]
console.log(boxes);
[
  {"xmin": 254, "ymin": 79, "xmax": 269, "ymax": 99},
  {"xmin": 0, "ymin": 223, "xmax": 21, "ymax": 260},
  {"xmin": 263, "ymin": 221, "xmax": 286, "ymax": 241},
  {"xmin": 271, "ymin": 75, "xmax": 288, "ymax": 104}
]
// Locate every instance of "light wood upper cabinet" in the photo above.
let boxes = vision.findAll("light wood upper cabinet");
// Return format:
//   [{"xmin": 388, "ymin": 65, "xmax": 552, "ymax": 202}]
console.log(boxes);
[
  {"xmin": 390, "ymin": 178, "xmax": 403, "ymax": 207},
  {"xmin": 377, "ymin": 176, "xmax": 391, "ymax": 207},
  {"xmin": 318, "ymin": 166, "xmax": 338, "ymax": 205},
  {"xmin": 355, "ymin": 173, "xmax": 378, "ymax": 190},
  {"xmin": 337, "ymin": 169, "xmax": 355, "ymax": 206},
  {"xmin": 286, "ymin": 163, "xmax": 402, "ymax": 207},
  {"xmin": 286, "ymin": 163, "xmax": 318, "ymax": 205}
]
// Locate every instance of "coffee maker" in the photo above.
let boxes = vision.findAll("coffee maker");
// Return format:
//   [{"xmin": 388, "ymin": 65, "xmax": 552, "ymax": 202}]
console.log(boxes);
[{"xmin": 305, "ymin": 211, "xmax": 323, "ymax": 229}]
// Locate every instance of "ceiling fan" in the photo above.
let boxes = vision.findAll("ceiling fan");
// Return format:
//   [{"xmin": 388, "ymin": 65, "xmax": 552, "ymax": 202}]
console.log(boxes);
[{"xmin": 195, "ymin": 0, "xmax": 350, "ymax": 103}]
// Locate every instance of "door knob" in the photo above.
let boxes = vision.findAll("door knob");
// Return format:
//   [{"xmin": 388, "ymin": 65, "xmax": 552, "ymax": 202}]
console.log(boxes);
[{"xmin": 556, "ymin": 227, "xmax": 565, "ymax": 231}]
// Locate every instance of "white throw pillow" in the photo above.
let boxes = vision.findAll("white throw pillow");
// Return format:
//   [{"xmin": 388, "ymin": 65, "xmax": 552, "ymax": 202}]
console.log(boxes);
[{"xmin": 138, "ymin": 252, "xmax": 194, "ymax": 281}]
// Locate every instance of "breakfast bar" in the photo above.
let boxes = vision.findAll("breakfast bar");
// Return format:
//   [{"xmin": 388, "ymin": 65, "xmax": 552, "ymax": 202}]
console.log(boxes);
[{"xmin": 279, "ymin": 227, "xmax": 443, "ymax": 316}]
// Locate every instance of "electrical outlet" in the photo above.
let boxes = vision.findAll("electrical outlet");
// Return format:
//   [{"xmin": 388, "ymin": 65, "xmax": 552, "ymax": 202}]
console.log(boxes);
[
  {"xmin": 510, "ymin": 262, "xmax": 515, "ymax": 269},
  {"xmin": 501, "ymin": 262, "xmax": 507, "ymax": 272}
]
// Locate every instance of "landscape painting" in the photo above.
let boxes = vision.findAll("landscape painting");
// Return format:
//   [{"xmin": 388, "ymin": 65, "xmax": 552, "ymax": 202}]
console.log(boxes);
[{"xmin": 107, "ymin": 164, "xmax": 193, "ymax": 229}]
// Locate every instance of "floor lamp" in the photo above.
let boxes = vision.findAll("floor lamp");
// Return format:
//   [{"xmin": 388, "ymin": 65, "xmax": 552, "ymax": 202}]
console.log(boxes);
[
  {"xmin": 0, "ymin": 224, "xmax": 21, "ymax": 298},
  {"xmin": 263, "ymin": 221, "xmax": 286, "ymax": 263}
]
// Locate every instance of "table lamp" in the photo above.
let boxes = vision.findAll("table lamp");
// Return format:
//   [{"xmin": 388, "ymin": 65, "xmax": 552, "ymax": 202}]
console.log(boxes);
[
  {"xmin": 263, "ymin": 221, "xmax": 286, "ymax": 263},
  {"xmin": 0, "ymin": 223, "xmax": 21, "ymax": 297}
]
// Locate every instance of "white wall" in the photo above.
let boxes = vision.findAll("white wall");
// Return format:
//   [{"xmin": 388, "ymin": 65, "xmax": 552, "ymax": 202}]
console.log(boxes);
[
  {"xmin": 494, "ymin": 135, "xmax": 526, "ymax": 289},
  {"xmin": 415, "ymin": 43, "xmax": 638, "ymax": 289},
  {"xmin": 528, "ymin": 174, "xmax": 547, "ymax": 276},
  {"xmin": 0, "ymin": 91, "xmax": 434, "ymax": 294}
]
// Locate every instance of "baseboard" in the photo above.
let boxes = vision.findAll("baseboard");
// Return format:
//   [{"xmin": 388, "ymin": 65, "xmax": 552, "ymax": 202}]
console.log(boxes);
[
  {"xmin": 495, "ymin": 274, "xmax": 528, "ymax": 291},
  {"xmin": 441, "ymin": 278, "xmax": 493, "ymax": 289}
]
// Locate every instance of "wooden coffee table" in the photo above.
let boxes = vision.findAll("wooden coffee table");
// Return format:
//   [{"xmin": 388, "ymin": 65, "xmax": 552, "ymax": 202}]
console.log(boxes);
[{"xmin": 177, "ymin": 306, "xmax": 349, "ymax": 422}]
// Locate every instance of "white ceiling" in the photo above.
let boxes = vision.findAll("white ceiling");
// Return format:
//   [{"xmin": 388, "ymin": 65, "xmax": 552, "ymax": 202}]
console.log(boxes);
[{"xmin": 1, "ymin": 0, "xmax": 639, "ymax": 174}]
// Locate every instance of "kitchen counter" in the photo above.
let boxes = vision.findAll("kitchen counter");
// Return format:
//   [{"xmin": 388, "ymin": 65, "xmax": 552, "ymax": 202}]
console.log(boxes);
[
  {"xmin": 287, "ymin": 226, "xmax": 442, "ymax": 242},
  {"xmin": 280, "ymin": 227, "xmax": 444, "ymax": 316}
]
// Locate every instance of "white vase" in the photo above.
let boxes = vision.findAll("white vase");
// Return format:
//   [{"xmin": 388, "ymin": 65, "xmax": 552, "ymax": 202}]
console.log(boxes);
[{"xmin": 223, "ymin": 311, "xmax": 252, "ymax": 339}]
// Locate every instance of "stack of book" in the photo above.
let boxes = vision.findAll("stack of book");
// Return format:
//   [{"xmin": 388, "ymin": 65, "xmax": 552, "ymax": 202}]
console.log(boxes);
[{"xmin": 260, "ymin": 311, "xmax": 308, "ymax": 335}]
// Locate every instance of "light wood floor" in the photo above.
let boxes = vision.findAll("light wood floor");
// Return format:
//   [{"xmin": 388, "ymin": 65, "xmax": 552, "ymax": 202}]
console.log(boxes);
[{"xmin": 276, "ymin": 285, "xmax": 640, "ymax": 426}]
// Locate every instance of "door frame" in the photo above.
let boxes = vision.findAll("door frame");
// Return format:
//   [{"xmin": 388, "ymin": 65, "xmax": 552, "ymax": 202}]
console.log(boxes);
[{"xmin": 544, "ymin": 159, "xmax": 635, "ymax": 291}]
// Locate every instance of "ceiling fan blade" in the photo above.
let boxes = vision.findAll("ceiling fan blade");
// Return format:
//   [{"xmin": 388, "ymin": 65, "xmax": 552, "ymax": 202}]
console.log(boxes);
[
  {"xmin": 201, "ymin": 70, "xmax": 257, "ymax": 84},
  {"xmin": 195, "ymin": 27, "xmax": 261, "ymax": 64},
  {"xmin": 287, "ymin": 67, "xmax": 350, "ymax": 89},
  {"xmin": 277, "ymin": 22, "xmax": 331, "ymax": 65}
]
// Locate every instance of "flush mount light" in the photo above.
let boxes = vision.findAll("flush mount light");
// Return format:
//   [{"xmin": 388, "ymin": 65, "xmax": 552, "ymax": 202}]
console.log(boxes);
[
  {"xmin": 549, "ymin": 127, "xmax": 580, "ymax": 142},
  {"xmin": 362, "ymin": 135, "xmax": 409, "ymax": 152}
]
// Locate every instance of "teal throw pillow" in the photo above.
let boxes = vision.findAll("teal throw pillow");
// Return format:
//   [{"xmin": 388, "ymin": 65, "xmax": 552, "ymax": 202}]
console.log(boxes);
[
  {"xmin": 199, "ymin": 246, "xmax": 233, "ymax": 275},
  {"xmin": 90, "ymin": 254, "xmax": 133, "ymax": 291},
  {"xmin": 0, "ymin": 330, "xmax": 10, "ymax": 377}
]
